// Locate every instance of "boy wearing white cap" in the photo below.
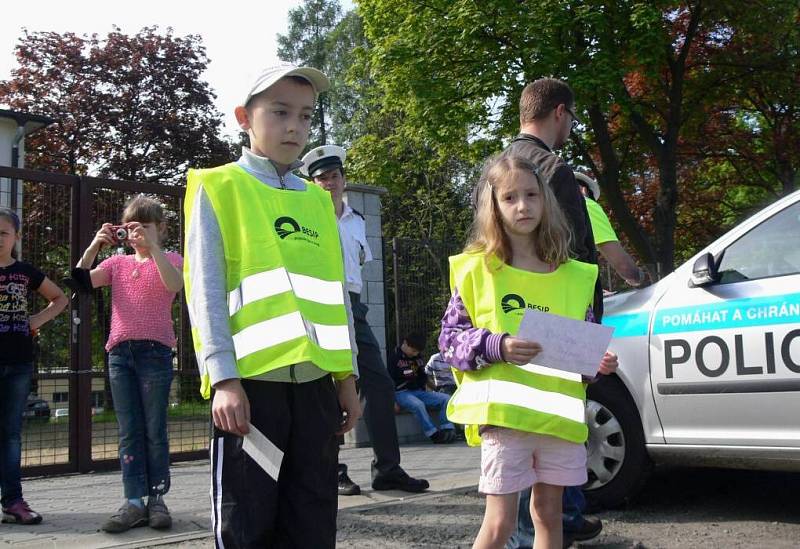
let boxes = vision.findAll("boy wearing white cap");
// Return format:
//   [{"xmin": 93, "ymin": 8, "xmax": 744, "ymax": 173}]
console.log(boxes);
[
  {"xmin": 183, "ymin": 64, "xmax": 360, "ymax": 548},
  {"xmin": 301, "ymin": 145, "xmax": 430, "ymax": 496}
]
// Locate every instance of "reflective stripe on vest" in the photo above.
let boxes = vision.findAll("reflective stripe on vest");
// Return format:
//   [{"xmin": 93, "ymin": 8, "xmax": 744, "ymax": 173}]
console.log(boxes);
[
  {"xmin": 446, "ymin": 252, "xmax": 597, "ymax": 445},
  {"xmin": 228, "ymin": 267, "xmax": 345, "ymax": 317},
  {"xmin": 183, "ymin": 163, "xmax": 354, "ymax": 399},
  {"xmin": 232, "ymin": 311, "xmax": 351, "ymax": 359},
  {"xmin": 449, "ymin": 379, "xmax": 585, "ymax": 423}
]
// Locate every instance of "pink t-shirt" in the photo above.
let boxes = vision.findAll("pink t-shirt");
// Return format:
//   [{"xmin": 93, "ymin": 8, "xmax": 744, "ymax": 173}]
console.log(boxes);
[{"xmin": 97, "ymin": 252, "xmax": 183, "ymax": 351}]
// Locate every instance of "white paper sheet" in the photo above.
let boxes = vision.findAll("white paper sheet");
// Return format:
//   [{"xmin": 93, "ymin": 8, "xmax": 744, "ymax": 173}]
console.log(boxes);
[
  {"xmin": 242, "ymin": 422, "xmax": 284, "ymax": 481},
  {"xmin": 516, "ymin": 309, "xmax": 615, "ymax": 378}
]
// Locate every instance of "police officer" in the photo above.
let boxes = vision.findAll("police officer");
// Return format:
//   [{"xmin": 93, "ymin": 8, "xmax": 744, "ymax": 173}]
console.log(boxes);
[
  {"xmin": 301, "ymin": 145, "xmax": 429, "ymax": 495},
  {"xmin": 574, "ymin": 172, "xmax": 647, "ymax": 288}
]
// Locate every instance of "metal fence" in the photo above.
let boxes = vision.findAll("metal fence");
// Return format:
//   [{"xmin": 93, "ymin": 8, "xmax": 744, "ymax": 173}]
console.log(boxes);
[
  {"xmin": 382, "ymin": 237, "xmax": 639, "ymax": 358},
  {"xmin": 383, "ymin": 237, "xmax": 461, "ymax": 354},
  {"xmin": 1, "ymin": 165, "xmax": 208, "ymax": 477}
]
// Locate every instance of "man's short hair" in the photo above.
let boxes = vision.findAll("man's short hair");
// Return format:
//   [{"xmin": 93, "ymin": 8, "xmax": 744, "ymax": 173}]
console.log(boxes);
[
  {"xmin": 519, "ymin": 78, "xmax": 575, "ymax": 124},
  {"xmin": 403, "ymin": 332, "xmax": 426, "ymax": 352}
]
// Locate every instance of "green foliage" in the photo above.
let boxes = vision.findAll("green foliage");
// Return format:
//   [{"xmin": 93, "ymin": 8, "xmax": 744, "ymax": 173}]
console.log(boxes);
[
  {"xmin": 278, "ymin": 0, "xmax": 344, "ymax": 146},
  {"xmin": 353, "ymin": 0, "xmax": 799, "ymax": 274}
]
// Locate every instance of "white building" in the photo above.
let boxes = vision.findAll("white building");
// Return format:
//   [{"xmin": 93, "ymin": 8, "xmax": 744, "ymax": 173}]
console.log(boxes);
[{"xmin": 0, "ymin": 108, "xmax": 54, "ymax": 210}]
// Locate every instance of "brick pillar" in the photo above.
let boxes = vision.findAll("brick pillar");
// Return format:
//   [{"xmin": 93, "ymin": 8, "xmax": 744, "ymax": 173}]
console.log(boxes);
[
  {"xmin": 342, "ymin": 182, "xmax": 388, "ymax": 447},
  {"xmin": 343, "ymin": 183, "xmax": 388, "ymax": 359}
]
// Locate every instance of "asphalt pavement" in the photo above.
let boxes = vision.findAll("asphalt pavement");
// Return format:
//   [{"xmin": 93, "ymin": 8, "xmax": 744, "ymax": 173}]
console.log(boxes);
[{"xmin": 0, "ymin": 442, "xmax": 480, "ymax": 548}]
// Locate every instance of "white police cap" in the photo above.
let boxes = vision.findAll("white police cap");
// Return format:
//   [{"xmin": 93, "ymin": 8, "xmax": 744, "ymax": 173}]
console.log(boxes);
[
  {"xmin": 300, "ymin": 144, "xmax": 347, "ymax": 178},
  {"xmin": 574, "ymin": 172, "xmax": 601, "ymax": 200}
]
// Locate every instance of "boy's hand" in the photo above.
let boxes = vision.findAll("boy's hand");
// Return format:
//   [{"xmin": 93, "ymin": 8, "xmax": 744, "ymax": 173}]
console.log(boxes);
[
  {"xmin": 212, "ymin": 378, "xmax": 251, "ymax": 436},
  {"xmin": 335, "ymin": 376, "xmax": 362, "ymax": 435},
  {"xmin": 501, "ymin": 336, "xmax": 543, "ymax": 365},
  {"xmin": 598, "ymin": 351, "xmax": 619, "ymax": 376}
]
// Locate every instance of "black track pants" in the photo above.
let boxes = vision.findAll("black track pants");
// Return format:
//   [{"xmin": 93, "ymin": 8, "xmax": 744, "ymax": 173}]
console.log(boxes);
[{"xmin": 210, "ymin": 376, "xmax": 340, "ymax": 548}]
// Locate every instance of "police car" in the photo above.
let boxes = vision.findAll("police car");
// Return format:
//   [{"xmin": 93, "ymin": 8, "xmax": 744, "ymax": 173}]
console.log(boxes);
[{"xmin": 585, "ymin": 188, "xmax": 800, "ymax": 508}]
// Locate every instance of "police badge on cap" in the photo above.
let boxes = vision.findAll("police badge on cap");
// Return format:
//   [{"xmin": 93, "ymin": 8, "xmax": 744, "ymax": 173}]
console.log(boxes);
[{"xmin": 300, "ymin": 145, "xmax": 347, "ymax": 178}]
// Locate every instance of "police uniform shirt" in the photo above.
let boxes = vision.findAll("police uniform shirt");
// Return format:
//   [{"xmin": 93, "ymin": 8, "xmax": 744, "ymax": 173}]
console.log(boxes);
[
  {"xmin": 585, "ymin": 197, "xmax": 619, "ymax": 245},
  {"xmin": 338, "ymin": 204, "xmax": 373, "ymax": 294}
]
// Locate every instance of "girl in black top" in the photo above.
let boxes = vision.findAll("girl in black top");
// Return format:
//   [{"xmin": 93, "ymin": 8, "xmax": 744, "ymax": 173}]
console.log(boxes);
[{"xmin": 0, "ymin": 208, "xmax": 67, "ymax": 525}]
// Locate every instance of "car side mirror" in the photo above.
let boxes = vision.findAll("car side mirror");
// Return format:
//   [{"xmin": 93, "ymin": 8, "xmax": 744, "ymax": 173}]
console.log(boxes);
[{"xmin": 689, "ymin": 252, "xmax": 718, "ymax": 287}]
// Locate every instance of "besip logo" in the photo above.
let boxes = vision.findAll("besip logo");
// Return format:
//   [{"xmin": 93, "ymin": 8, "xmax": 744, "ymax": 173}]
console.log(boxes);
[
  {"xmin": 501, "ymin": 293, "xmax": 551, "ymax": 314},
  {"xmin": 274, "ymin": 216, "xmax": 320, "ymax": 240},
  {"xmin": 501, "ymin": 294, "xmax": 526, "ymax": 314},
  {"xmin": 274, "ymin": 216, "xmax": 301, "ymax": 239}
]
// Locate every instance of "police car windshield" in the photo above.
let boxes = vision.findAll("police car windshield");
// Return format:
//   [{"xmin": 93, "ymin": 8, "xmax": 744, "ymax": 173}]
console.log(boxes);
[{"xmin": 717, "ymin": 201, "xmax": 800, "ymax": 284}]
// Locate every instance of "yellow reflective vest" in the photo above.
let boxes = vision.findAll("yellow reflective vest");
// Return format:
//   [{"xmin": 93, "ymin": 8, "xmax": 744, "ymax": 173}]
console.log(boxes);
[
  {"xmin": 446, "ymin": 252, "xmax": 598, "ymax": 445},
  {"xmin": 184, "ymin": 163, "xmax": 354, "ymax": 399},
  {"xmin": 585, "ymin": 197, "xmax": 619, "ymax": 245}
]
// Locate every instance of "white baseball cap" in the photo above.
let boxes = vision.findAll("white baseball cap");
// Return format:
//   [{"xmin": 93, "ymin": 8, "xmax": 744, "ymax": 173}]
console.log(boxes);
[
  {"xmin": 243, "ymin": 63, "xmax": 330, "ymax": 106},
  {"xmin": 574, "ymin": 172, "xmax": 601, "ymax": 200}
]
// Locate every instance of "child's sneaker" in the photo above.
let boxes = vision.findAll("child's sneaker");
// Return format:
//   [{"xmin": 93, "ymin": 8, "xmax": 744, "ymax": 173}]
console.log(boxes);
[
  {"xmin": 101, "ymin": 502, "xmax": 148, "ymax": 533},
  {"xmin": 2, "ymin": 499, "xmax": 43, "ymax": 525},
  {"xmin": 147, "ymin": 497, "xmax": 172, "ymax": 529}
]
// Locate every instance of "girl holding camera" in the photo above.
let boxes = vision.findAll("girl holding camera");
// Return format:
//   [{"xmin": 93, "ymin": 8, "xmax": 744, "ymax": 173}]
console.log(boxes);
[{"xmin": 76, "ymin": 195, "xmax": 183, "ymax": 533}]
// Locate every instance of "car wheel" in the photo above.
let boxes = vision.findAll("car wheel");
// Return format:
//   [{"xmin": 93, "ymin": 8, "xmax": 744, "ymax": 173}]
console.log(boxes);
[{"xmin": 584, "ymin": 376, "xmax": 651, "ymax": 508}]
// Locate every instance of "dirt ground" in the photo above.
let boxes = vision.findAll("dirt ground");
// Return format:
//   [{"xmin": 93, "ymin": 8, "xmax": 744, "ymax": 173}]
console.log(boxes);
[{"xmin": 165, "ymin": 467, "xmax": 800, "ymax": 548}]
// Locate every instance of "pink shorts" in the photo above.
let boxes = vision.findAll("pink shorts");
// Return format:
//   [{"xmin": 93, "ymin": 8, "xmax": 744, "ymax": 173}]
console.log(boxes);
[{"xmin": 479, "ymin": 427, "xmax": 587, "ymax": 495}]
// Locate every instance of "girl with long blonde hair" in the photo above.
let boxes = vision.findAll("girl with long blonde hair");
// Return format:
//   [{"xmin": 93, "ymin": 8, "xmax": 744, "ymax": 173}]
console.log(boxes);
[{"xmin": 439, "ymin": 154, "xmax": 618, "ymax": 549}]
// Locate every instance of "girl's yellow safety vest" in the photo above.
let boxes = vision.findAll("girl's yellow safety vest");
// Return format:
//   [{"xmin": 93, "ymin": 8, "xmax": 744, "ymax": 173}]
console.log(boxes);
[
  {"xmin": 446, "ymin": 252, "xmax": 597, "ymax": 445},
  {"xmin": 184, "ymin": 163, "xmax": 354, "ymax": 399}
]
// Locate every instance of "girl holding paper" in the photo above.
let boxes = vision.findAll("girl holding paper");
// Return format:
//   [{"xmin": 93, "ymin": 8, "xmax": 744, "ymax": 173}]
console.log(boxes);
[{"xmin": 438, "ymin": 154, "xmax": 617, "ymax": 549}]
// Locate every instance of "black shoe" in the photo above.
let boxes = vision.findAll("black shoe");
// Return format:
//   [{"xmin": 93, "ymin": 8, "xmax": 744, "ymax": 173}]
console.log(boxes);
[
  {"xmin": 430, "ymin": 429, "xmax": 456, "ymax": 444},
  {"xmin": 564, "ymin": 514, "xmax": 602, "ymax": 541},
  {"xmin": 372, "ymin": 471, "xmax": 429, "ymax": 493},
  {"xmin": 338, "ymin": 470, "xmax": 361, "ymax": 496}
]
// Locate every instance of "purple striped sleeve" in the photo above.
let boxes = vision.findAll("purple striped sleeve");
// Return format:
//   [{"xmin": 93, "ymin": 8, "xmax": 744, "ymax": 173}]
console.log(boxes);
[{"xmin": 438, "ymin": 288, "xmax": 508, "ymax": 371}]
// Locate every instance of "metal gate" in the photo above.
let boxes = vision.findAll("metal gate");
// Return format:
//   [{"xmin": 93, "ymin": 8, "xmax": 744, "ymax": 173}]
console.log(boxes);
[
  {"xmin": 1, "ymin": 165, "xmax": 207, "ymax": 476},
  {"xmin": 383, "ymin": 237, "xmax": 461, "ymax": 353}
]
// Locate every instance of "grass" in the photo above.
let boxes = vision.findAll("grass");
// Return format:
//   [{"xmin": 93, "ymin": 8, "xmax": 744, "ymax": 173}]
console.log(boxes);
[
  {"xmin": 90, "ymin": 401, "xmax": 210, "ymax": 423},
  {"xmin": 43, "ymin": 401, "xmax": 210, "ymax": 424}
]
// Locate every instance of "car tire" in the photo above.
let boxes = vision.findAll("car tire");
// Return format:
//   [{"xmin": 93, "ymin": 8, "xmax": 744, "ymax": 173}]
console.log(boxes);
[{"xmin": 584, "ymin": 375, "xmax": 652, "ymax": 509}]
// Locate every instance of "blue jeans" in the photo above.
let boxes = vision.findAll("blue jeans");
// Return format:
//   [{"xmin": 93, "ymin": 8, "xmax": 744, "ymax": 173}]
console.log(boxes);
[
  {"xmin": 506, "ymin": 486, "xmax": 586, "ymax": 549},
  {"xmin": 394, "ymin": 389, "xmax": 454, "ymax": 437},
  {"xmin": 108, "ymin": 340, "xmax": 173, "ymax": 499},
  {"xmin": 0, "ymin": 363, "xmax": 32, "ymax": 508}
]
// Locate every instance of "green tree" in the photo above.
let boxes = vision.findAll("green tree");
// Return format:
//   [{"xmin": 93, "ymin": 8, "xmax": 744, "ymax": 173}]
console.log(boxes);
[
  {"xmin": 325, "ymin": 10, "xmax": 372, "ymax": 147},
  {"xmin": 355, "ymin": 0, "xmax": 798, "ymax": 274},
  {"xmin": 277, "ymin": 0, "xmax": 343, "ymax": 146},
  {"xmin": 0, "ymin": 26, "xmax": 234, "ymax": 180}
]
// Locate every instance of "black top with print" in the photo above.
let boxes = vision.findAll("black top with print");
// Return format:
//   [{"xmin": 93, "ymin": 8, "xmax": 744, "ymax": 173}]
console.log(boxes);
[{"xmin": 0, "ymin": 261, "xmax": 45, "ymax": 365}]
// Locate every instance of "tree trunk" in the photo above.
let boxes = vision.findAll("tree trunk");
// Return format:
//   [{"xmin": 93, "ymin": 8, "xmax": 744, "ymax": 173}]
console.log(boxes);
[
  {"xmin": 585, "ymin": 104, "xmax": 658, "ymax": 275},
  {"xmin": 653, "ymin": 151, "xmax": 679, "ymax": 276},
  {"xmin": 317, "ymin": 102, "xmax": 327, "ymax": 145}
]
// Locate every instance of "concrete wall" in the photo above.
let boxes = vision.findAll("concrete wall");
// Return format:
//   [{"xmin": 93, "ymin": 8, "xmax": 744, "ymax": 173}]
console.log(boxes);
[{"xmin": 342, "ymin": 182, "xmax": 392, "ymax": 447}]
